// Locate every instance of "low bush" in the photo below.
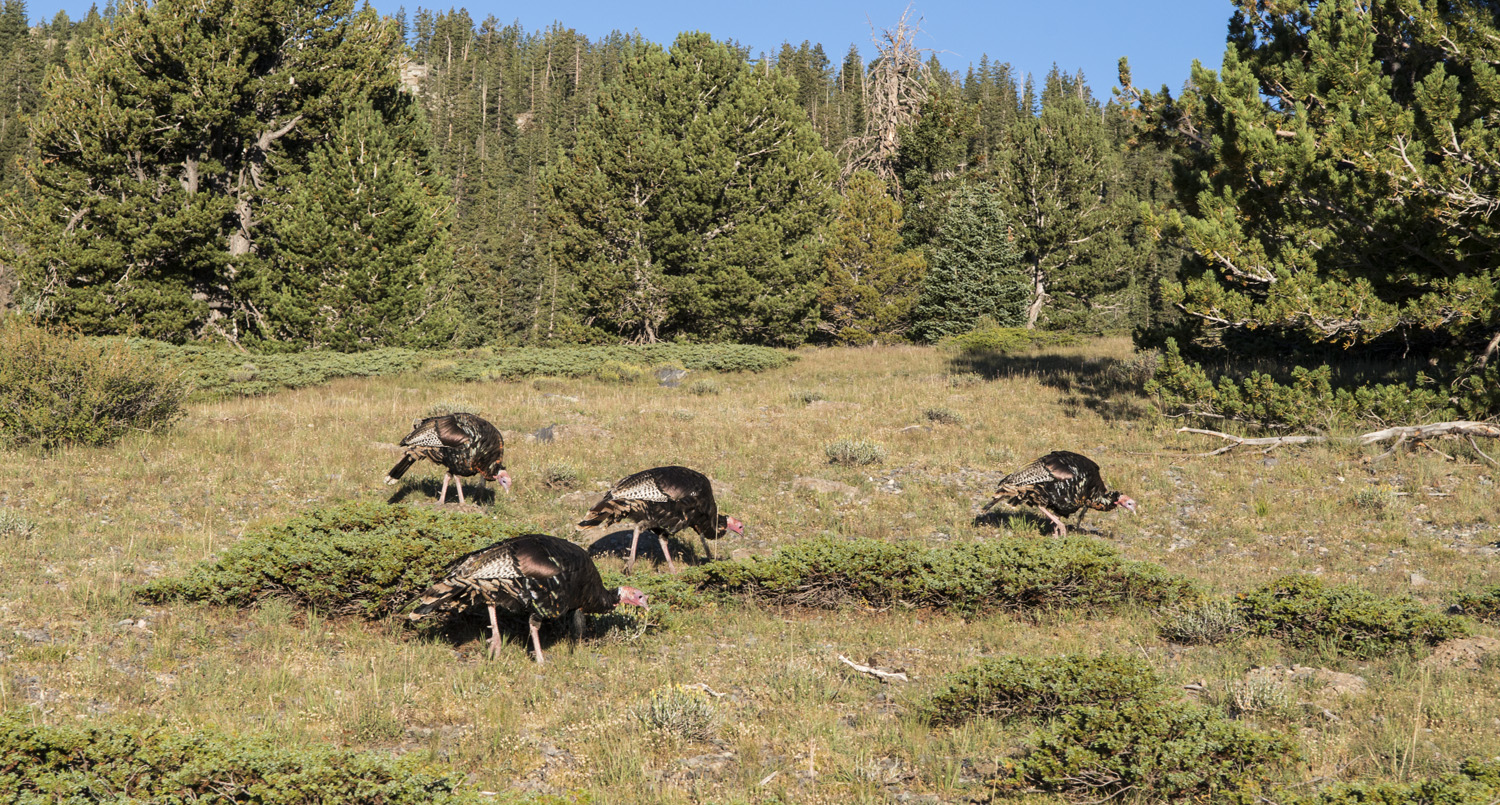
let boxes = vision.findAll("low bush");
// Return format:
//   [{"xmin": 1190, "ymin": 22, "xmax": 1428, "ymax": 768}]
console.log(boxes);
[
  {"xmin": 124, "ymin": 340, "xmax": 792, "ymax": 398},
  {"xmin": 684, "ymin": 536, "xmax": 1197, "ymax": 614},
  {"xmin": 439, "ymin": 344, "xmax": 792, "ymax": 383},
  {"xmin": 0, "ymin": 715, "xmax": 485, "ymax": 804},
  {"xmin": 1272, "ymin": 758, "xmax": 1500, "ymax": 804},
  {"xmin": 1234, "ymin": 575, "xmax": 1469, "ymax": 658},
  {"xmin": 937, "ymin": 324, "xmax": 1077, "ymax": 355},
  {"xmin": 825, "ymin": 438, "xmax": 886, "ymax": 465},
  {"xmin": 1453, "ymin": 587, "xmax": 1500, "ymax": 624},
  {"xmin": 923, "ymin": 654, "xmax": 1164, "ymax": 726},
  {"xmin": 0, "ymin": 319, "xmax": 189, "ymax": 449},
  {"xmin": 995, "ymin": 699, "xmax": 1297, "ymax": 802},
  {"xmin": 136, "ymin": 503, "xmax": 521, "ymax": 618},
  {"xmin": 541, "ymin": 464, "xmax": 581, "ymax": 490},
  {"xmin": 124, "ymin": 340, "xmax": 426, "ymax": 399},
  {"xmin": 1147, "ymin": 337, "xmax": 1457, "ymax": 430},
  {"xmin": 688, "ymin": 378, "xmax": 721, "ymax": 395}
]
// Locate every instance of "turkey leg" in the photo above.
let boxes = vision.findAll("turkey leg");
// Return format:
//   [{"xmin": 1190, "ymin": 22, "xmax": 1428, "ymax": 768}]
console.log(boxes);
[
  {"xmin": 1037, "ymin": 505, "xmax": 1067, "ymax": 537},
  {"xmin": 624, "ymin": 523, "xmax": 643, "ymax": 574},
  {"xmin": 487, "ymin": 604, "xmax": 504, "ymax": 659},
  {"xmin": 438, "ymin": 472, "xmax": 452, "ymax": 504},
  {"xmin": 528, "ymin": 615, "xmax": 546, "ymax": 664},
  {"xmin": 658, "ymin": 533, "xmax": 677, "ymax": 574},
  {"xmin": 570, "ymin": 610, "xmax": 585, "ymax": 653},
  {"xmin": 455, "ymin": 477, "xmax": 466, "ymax": 505}
]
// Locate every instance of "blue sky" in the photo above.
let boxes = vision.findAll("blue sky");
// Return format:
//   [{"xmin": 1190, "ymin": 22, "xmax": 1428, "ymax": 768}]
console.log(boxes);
[{"xmin": 29, "ymin": 0, "xmax": 1236, "ymax": 95}]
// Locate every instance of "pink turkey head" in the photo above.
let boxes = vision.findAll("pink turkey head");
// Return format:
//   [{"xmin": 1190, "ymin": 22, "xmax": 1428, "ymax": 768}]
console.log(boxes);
[
  {"xmin": 719, "ymin": 515, "xmax": 744, "ymax": 536},
  {"xmin": 617, "ymin": 586, "xmax": 649, "ymax": 608},
  {"xmin": 1114, "ymin": 493, "xmax": 1137, "ymax": 514},
  {"xmin": 486, "ymin": 464, "xmax": 513, "ymax": 492}
]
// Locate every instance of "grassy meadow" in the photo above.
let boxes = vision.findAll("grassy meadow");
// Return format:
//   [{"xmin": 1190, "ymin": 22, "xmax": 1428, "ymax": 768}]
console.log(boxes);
[{"xmin": 1, "ymin": 337, "xmax": 1498, "ymax": 803}]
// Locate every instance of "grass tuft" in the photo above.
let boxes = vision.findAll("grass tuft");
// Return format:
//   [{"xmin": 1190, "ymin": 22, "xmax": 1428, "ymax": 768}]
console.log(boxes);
[
  {"xmin": 0, "ymin": 508, "xmax": 37, "ymax": 540},
  {"xmin": 634, "ymin": 685, "xmax": 719, "ymax": 743},
  {"xmin": 1159, "ymin": 599, "xmax": 1248, "ymax": 645},
  {"xmin": 825, "ymin": 438, "xmax": 886, "ymax": 466}
]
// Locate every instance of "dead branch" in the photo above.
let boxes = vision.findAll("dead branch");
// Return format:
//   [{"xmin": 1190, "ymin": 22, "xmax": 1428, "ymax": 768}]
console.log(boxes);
[
  {"xmin": 837, "ymin": 654, "xmax": 909, "ymax": 683},
  {"xmin": 1178, "ymin": 422, "xmax": 1500, "ymax": 465}
]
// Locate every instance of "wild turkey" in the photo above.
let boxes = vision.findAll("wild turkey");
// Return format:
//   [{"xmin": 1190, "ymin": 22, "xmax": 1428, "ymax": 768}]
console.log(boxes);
[
  {"xmin": 407, "ymin": 534, "xmax": 647, "ymax": 664},
  {"xmin": 385, "ymin": 412, "xmax": 511, "ymax": 504},
  {"xmin": 576, "ymin": 465, "xmax": 743, "ymax": 574},
  {"xmin": 982, "ymin": 450, "xmax": 1137, "ymax": 537}
]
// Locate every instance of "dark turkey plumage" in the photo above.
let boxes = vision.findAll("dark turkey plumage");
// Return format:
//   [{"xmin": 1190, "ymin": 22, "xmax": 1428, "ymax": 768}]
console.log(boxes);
[
  {"xmin": 575, "ymin": 465, "xmax": 743, "ymax": 574},
  {"xmin": 385, "ymin": 412, "xmax": 511, "ymax": 504},
  {"xmin": 983, "ymin": 450, "xmax": 1136, "ymax": 536},
  {"xmin": 407, "ymin": 533, "xmax": 647, "ymax": 663}
]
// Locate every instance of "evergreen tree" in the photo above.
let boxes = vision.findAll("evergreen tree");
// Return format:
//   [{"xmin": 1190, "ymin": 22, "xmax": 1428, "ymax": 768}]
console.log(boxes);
[
  {"xmin": 549, "ymin": 32, "xmax": 837, "ymax": 345},
  {"xmin": 256, "ymin": 100, "xmax": 453, "ymax": 350},
  {"xmin": 911, "ymin": 182, "xmax": 1026, "ymax": 340},
  {"xmin": 1003, "ymin": 69, "xmax": 1136, "ymax": 329},
  {"xmin": 3, "ymin": 0, "xmax": 447, "ymax": 346},
  {"xmin": 818, "ymin": 171, "xmax": 926, "ymax": 344},
  {"xmin": 1126, "ymin": 0, "xmax": 1500, "ymax": 417}
]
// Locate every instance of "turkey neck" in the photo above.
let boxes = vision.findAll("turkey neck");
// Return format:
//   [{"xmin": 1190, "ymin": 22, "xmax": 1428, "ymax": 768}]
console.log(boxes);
[{"xmin": 579, "ymin": 584, "xmax": 622, "ymax": 613}]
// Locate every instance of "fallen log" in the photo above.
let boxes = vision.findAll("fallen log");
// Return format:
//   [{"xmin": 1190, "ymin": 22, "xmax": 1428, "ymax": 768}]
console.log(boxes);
[{"xmin": 1177, "ymin": 421, "xmax": 1500, "ymax": 465}]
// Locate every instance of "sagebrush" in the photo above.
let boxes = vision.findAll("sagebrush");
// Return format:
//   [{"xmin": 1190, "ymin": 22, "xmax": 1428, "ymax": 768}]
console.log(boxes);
[
  {"xmin": 923, "ymin": 653, "xmax": 1164, "ymax": 726},
  {"xmin": 0, "ymin": 319, "xmax": 188, "ymax": 449}
]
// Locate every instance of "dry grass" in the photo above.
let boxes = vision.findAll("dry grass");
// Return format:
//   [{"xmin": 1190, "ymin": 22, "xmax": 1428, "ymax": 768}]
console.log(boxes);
[{"xmin": 0, "ymin": 338, "xmax": 1497, "ymax": 801}]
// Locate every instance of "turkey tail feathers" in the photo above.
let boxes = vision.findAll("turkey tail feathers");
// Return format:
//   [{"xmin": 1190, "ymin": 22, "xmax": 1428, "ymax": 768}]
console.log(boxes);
[
  {"xmin": 408, "ymin": 579, "xmax": 466, "ymax": 619},
  {"xmin": 576, "ymin": 499, "xmax": 628, "ymax": 530},
  {"xmin": 386, "ymin": 454, "xmax": 417, "ymax": 485}
]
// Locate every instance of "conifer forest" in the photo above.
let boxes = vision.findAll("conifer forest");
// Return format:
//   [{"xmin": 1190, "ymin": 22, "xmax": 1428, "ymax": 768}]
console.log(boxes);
[{"xmin": 0, "ymin": 0, "xmax": 1495, "ymax": 424}]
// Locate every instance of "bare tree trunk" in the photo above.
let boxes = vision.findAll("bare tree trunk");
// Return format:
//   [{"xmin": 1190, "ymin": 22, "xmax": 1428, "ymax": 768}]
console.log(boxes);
[{"xmin": 1025, "ymin": 262, "xmax": 1048, "ymax": 329}]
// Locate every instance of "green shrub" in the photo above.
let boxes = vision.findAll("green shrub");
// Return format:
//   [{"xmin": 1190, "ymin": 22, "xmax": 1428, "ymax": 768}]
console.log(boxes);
[
  {"xmin": 1272, "ymin": 758, "xmax": 1500, "ymax": 804},
  {"xmin": 0, "ymin": 714, "xmax": 485, "ymax": 804},
  {"xmin": 594, "ymin": 359, "xmax": 650, "ymax": 383},
  {"xmin": 122, "ymin": 340, "xmax": 791, "ymax": 399},
  {"xmin": 996, "ymin": 699, "xmax": 1297, "ymax": 803},
  {"xmin": 1453, "ymin": 587, "xmax": 1500, "ymax": 624},
  {"xmin": 688, "ymin": 378, "xmax": 722, "ymax": 395},
  {"xmin": 825, "ymin": 438, "xmax": 886, "ymax": 465},
  {"xmin": 937, "ymin": 325, "xmax": 1077, "ymax": 355},
  {"xmin": 1147, "ymin": 337, "xmax": 1457, "ymax": 430},
  {"xmin": 0, "ymin": 509, "xmax": 37, "ymax": 540},
  {"xmin": 683, "ymin": 536, "xmax": 1197, "ymax": 615},
  {"xmin": 0, "ymin": 319, "xmax": 189, "ymax": 449},
  {"xmin": 442, "ymin": 344, "xmax": 792, "ymax": 383},
  {"xmin": 136, "ymin": 503, "xmax": 521, "ymax": 618},
  {"xmin": 1159, "ymin": 599, "xmax": 1248, "ymax": 645},
  {"xmin": 923, "ymin": 654, "xmax": 1164, "ymax": 726},
  {"xmin": 1235, "ymin": 575, "xmax": 1469, "ymax": 658},
  {"xmin": 123, "ymin": 339, "xmax": 428, "ymax": 399},
  {"xmin": 792, "ymin": 389, "xmax": 826, "ymax": 405}
]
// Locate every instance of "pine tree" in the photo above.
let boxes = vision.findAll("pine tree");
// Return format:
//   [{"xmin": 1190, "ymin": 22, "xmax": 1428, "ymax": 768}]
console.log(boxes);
[
  {"xmin": 911, "ymin": 182, "xmax": 1026, "ymax": 340},
  {"xmin": 3, "ymin": 0, "xmax": 447, "ymax": 346},
  {"xmin": 549, "ymin": 32, "xmax": 837, "ymax": 345},
  {"xmin": 818, "ymin": 171, "xmax": 926, "ymax": 344},
  {"xmin": 1003, "ymin": 69, "xmax": 1136, "ymax": 330},
  {"xmin": 1124, "ymin": 0, "xmax": 1500, "ymax": 418},
  {"xmin": 255, "ymin": 100, "xmax": 453, "ymax": 350}
]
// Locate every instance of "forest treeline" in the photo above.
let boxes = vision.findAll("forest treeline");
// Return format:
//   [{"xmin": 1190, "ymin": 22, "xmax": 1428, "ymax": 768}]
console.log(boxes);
[{"xmin": 0, "ymin": 0, "xmax": 1494, "ymax": 424}]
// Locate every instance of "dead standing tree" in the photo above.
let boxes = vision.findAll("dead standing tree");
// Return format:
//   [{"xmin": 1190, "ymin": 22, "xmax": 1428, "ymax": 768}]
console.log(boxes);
[{"xmin": 840, "ymin": 8, "xmax": 928, "ymax": 192}]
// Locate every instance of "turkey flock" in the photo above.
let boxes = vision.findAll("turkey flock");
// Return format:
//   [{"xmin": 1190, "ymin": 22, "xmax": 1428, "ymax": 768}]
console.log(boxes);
[{"xmin": 392, "ymin": 412, "xmax": 1135, "ymax": 663}]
